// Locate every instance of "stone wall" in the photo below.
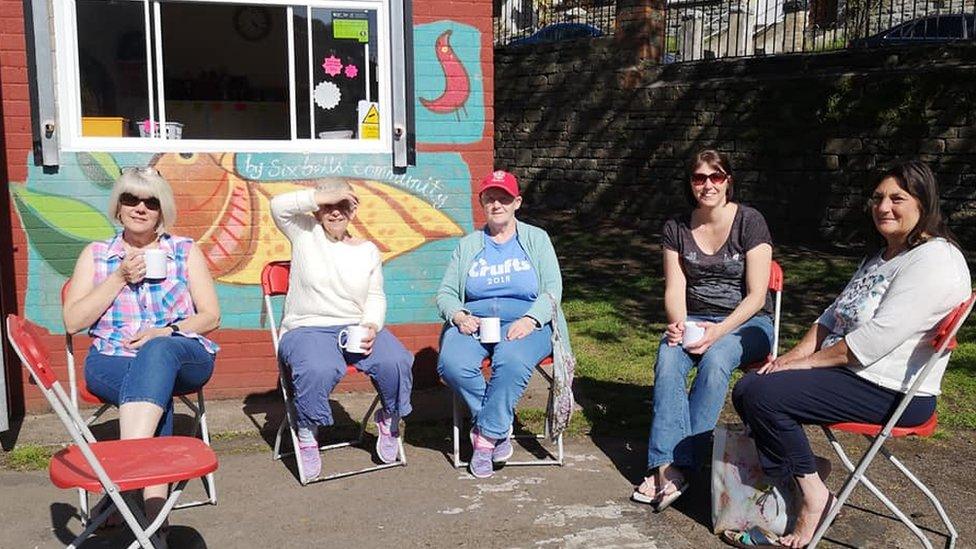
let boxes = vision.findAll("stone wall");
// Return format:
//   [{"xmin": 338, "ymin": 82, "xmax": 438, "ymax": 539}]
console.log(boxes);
[{"xmin": 495, "ymin": 41, "xmax": 976, "ymax": 249}]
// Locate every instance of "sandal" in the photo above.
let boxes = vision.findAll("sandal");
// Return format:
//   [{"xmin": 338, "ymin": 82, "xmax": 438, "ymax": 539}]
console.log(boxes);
[
  {"xmin": 631, "ymin": 475, "xmax": 659, "ymax": 505},
  {"xmin": 720, "ymin": 526, "xmax": 780, "ymax": 548},
  {"xmin": 652, "ymin": 477, "xmax": 689, "ymax": 512}
]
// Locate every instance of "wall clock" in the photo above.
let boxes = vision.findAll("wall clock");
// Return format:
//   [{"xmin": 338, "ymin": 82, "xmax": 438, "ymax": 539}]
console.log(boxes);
[{"xmin": 233, "ymin": 6, "xmax": 272, "ymax": 41}]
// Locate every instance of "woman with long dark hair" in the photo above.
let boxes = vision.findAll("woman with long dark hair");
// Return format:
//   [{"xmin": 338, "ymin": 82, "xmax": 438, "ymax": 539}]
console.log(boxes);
[{"xmin": 726, "ymin": 161, "xmax": 971, "ymax": 548}]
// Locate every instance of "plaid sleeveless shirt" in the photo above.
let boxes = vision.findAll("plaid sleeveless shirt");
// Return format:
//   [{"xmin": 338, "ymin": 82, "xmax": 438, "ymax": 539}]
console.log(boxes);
[{"xmin": 88, "ymin": 233, "xmax": 219, "ymax": 357}]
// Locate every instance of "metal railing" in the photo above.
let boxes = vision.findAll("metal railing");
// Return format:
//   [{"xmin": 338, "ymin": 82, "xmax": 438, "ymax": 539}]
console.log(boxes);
[
  {"xmin": 492, "ymin": 0, "xmax": 976, "ymax": 59},
  {"xmin": 494, "ymin": 0, "xmax": 617, "ymax": 46},
  {"xmin": 663, "ymin": 0, "xmax": 976, "ymax": 61}
]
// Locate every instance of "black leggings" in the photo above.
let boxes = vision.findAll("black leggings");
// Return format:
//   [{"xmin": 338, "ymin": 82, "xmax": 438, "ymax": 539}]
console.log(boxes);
[{"xmin": 732, "ymin": 367, "xmax": 936, "ymax": 478}]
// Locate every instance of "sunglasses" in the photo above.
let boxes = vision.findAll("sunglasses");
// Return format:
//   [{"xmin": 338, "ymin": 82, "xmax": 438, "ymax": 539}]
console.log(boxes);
[
  {"xmin": 119, "ymin": 192, "xmax": 161, "ymax": 211},
  {"xmin": 690, "ymin": 172, "xmax": 729, "ymax": 185}
]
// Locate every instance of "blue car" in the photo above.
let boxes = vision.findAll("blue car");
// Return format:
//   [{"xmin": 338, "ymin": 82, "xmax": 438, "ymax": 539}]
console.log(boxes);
[
  {"xmin": 507, "ymin": 22, "xmax": 603, "ymax": 47},
  {"xmin": 850, "ymin": 13, "xmax": 975, "ymax": 47}
]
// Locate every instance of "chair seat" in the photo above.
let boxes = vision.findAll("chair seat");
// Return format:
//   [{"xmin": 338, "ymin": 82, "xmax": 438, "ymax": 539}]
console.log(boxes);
[
  {"xmin": 828, "ymin": 413, "xmax": 938, "ymax": 438},
  {"xmin": 79, "ymin": 384, "xmax": 201, "ymax": 405},
  {"xmin": 50, "ymin": 436, "xmax": 218, "ymax": 492}
]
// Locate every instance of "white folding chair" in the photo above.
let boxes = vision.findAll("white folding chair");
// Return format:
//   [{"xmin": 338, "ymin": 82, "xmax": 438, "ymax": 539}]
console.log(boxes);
[
  {"xmin": 60, "ymin": 281, "xmax": 217, "ymax": 524},
  {"xmin": 7, "ymin": 314, "xmax": 218, "ymax": 549},
  {"xmin": 261, "ymin": 261, "xmax": 406, "ymax": 485},
  {"xmin": 450, "ymin": 355, "xmax": 565, "ymax": 468},
  {"xmin": 810, "ymin": 293, "xmax": 975, "ymax": 549}
]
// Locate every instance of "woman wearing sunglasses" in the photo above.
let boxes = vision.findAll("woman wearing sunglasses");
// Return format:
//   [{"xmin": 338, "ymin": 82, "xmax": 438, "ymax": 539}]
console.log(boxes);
[
  {"xmin": 270, "ymin": 179, "xmax": 414, "ymax": 479},
  {"xmin": 62, "ymin": 166, "xmax": 220, "ymax": 525},
  {"xmin": 632, "ymin": 149, "xmax": 774, "ymax": 511}
]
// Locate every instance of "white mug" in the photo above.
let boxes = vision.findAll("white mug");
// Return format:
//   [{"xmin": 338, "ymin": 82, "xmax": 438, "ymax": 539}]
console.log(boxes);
[
  {"xmin": 339, "ymin": 325, "xmax": 370, "ymax": 354},
  {"xmin": 682, "ymin": 320, "xmax": 706, "ymax": 348},
  {"xmin": 144, "ymin": 249, "xmax": 168, "ymax": 280},
  {"xmin": 474, "ymin": 317, "xmax": 501, "ymax": 344}
]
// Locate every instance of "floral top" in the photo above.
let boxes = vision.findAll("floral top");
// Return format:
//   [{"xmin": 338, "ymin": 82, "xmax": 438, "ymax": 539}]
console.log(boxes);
[
  {"xmin": 88, "ymin": 233, "xmax": 219, "ymax": 357},
  {"xmin": 816, "ymin": 238, "xmax": 970, "ymax": 396}
]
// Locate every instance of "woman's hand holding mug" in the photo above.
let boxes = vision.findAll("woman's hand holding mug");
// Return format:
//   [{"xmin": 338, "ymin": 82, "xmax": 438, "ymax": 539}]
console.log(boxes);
[
  {"xmin": 114, "ymin": 252, "xmax": 147, "ymax": 285},
  {"xmin": 665, "ymin": 321, "xmax": 685, "ymax": 347},
  {"xmin": 683, "ymin": 321, "xmax": 721, "ymax": 355},
  {"xmin": 358, "ymin": 324, "xmax": 378, "ymax": 355},
  {"xmin": 453, "ymin": 311, "xmax": 480, "ymax": 335}
]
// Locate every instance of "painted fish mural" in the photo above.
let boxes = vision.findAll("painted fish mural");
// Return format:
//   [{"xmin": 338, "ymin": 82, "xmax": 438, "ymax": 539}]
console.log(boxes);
[{"xmin": 13, "ymin": 152, "xmax": 465, "ymax": 286}]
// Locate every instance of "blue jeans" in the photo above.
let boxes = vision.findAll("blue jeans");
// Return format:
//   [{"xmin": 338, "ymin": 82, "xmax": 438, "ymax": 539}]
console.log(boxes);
[
  {"xmin": 277, "ymin": 326, "xmax": 414, "ymax": 428},
  {"xmin": 438, "ymin": 316, "xmax": 553, "ymax": 440},
  {"xmin": 646, "ymin": 314, "xmax": 773, "ymax": 471},
  {"xmin": 85, "ymin": 335, "xmax": 216, "ymax": 436}
]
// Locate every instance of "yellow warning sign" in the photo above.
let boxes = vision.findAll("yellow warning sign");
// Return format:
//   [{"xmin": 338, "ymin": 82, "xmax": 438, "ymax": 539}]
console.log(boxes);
[
  {"xmin": 359, "ymin": 101, "xmax": 379, "ymax": 140},
  {"xmin": 363, "ymin": 104, "xmax": 379, "ymax": 124}
]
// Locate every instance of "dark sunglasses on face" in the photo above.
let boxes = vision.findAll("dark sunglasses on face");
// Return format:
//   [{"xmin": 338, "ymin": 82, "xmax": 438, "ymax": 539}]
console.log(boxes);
[
  {"xmin": 318, "ymin": 200, "xmax": 354, "ymax": 215},
  {"xmin": 690, "ymin": 172, "xmax": 729, "ymax": 186},
  {"xmin": 119, "ymin": 192, "xmax": 161, "ymax": 211}
]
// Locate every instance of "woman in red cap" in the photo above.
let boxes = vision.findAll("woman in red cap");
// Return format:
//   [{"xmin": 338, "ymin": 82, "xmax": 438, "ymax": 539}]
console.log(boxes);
[{"xmin": 436, "ymin": 170, "xmax": 573, "ymax": 478}]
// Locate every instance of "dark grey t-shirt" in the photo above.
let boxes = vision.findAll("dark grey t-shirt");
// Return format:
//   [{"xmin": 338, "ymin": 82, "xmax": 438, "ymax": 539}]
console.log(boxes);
[{"xmin": 662, "ymin": 204, "xmax": 773, "ymax": 316}]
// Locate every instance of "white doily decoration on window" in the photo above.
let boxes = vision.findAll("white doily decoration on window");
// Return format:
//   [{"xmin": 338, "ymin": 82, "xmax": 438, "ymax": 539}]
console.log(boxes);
[{"xmin": 314, "ymin": 80, "xmax": 341, "ymax": 110}]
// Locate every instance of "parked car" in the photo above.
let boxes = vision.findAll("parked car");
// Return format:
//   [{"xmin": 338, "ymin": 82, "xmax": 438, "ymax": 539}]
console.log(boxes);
[
  {"xmin": 506, "ymin": 22, "xmax": 603, "ymax": 47},
  {"xmin": 850, "ymin": 13, "xmax": 975, "ymax": 47}
]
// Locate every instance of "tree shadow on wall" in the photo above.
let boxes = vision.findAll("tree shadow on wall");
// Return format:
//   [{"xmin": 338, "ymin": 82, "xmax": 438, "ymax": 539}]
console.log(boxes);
[{"xmin": 497, "ymin": 41, "xmax": 975, "ymax": 250}]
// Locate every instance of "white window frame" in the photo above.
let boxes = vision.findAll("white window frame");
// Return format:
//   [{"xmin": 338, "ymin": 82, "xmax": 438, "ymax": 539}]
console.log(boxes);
[{"xmin": 53, "ymin": 0, "xmax": 393, "ymax": 153}]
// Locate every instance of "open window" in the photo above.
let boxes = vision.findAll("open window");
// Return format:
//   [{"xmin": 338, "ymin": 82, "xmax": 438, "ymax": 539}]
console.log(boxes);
[{"xmin": 50, "ymin": 0, "xmax": 412, "ymax": 157}]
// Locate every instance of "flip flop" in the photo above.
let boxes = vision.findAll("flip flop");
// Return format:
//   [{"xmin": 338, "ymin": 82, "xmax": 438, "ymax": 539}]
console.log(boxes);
[
  {"xmin": 631, "ymin": 477, "xmax": 658, "ymax": 505},
  {"xmin": 631, "ymin": 488, "xmax": 656, "ymax": 505},
  {"xmin": 720, "ymin": 526, "xmax": 780, "ymax": 548},
  {"xmin": 652, "ymin": 478, "xmax": 689, "ymax": 512}
]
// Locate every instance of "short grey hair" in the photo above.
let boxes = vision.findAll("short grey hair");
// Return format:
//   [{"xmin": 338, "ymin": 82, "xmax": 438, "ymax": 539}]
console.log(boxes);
[{"xmin": 107, "ymin": 166, "xmax": 178, "ymax": 233}]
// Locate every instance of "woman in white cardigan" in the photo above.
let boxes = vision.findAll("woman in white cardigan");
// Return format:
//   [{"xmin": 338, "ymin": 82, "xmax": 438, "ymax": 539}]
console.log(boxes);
[
  {"xmin": 270, "ymin": 179, "xmax": 414, "ymax": 479},
  {"xmin": 727, "ymin": 161, "xmax": 971, "ymax": 548}
]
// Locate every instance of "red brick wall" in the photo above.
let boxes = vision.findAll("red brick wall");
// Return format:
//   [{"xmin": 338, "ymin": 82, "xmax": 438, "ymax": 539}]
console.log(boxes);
[{"xmin": 2, "ymin": 0, "xmax": 494, "ymax": 413}]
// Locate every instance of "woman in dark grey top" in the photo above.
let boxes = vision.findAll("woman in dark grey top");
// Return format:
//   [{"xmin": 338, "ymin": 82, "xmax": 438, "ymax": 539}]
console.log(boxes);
[{"xmin": 633, "ymin": 149, "xmax": 774, "ymax": 511}]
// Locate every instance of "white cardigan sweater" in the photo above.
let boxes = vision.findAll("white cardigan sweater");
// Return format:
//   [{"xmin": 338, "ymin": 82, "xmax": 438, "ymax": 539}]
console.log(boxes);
[{"xmin": 270, "ymin": 189, "xmax": 386, "ymax": 334}]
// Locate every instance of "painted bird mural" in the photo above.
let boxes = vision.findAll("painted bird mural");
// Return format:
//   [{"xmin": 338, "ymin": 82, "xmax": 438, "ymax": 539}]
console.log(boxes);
[
  {"xmin": 419, "ymin": 29, "xmax": 471, "ymax": 121},
  {"xmin": 13, "ymin": 152, "xmax": 464, "ymax": 286}
]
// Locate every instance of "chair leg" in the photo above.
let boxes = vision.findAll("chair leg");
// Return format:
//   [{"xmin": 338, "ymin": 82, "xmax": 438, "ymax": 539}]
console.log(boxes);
[
  {"xmin": 810, "ymin": 428, "xmax": 933, "ymax": 549},
  {"xmin": 452, "ymin": 392, "xmax": 465, "ymax": 468},
  {"xmin": 357, "ymin": 394, "xmax": 382, "ymax": 446},
  {"xmin": 195, "ymin": 391, "xmax": 217, "ymax": 506},
  {"xmin": 77, "ymin": 488, "xmax": 90, "ymax": 526},
  {"xmin": 881, "ymin": 446, "xmax": 958, "ymax": 549}
]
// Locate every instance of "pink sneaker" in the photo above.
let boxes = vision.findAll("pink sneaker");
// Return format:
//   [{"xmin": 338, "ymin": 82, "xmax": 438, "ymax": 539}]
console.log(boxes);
[
  {"xmin": 298, "ymin": 440, "xmax": 321, "ymax": 480},
  {"xmin": 374, "ymin": 409, "xmax": 401, "ymax": 464}
]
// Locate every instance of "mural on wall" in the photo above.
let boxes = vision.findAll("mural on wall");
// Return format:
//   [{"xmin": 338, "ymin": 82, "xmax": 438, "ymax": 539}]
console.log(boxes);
[
  {"xmin": 419, "ymin": 30, "xmax": 470, "ymax": 120},
  {"xmin": 414, "ymin": 22, "xmax": 484, "ymax": 144},
  {"xmin": 11, "ymin": 19, "xmax": 488, "ymax": 335}
]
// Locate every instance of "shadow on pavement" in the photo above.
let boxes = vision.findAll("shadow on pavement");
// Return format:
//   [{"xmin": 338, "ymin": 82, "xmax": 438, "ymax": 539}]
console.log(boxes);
[{"xmin": 50, "ymin": 503, "xmax": 208, "ymax": 548}]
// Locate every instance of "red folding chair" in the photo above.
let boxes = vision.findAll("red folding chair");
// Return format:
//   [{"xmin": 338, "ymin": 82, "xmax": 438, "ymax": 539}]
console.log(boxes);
[
  {"xmin": 810, "ymin": 293, "xmax": 975, "ymax": 549},
  {"xmin": 261, "ymin": 261, "xmax": 406, "ymax": 485},
  {"xmin": 450, "ymin": 356, "xmax": 564, "ymax": 468},
  {"xmin": 60, "ymin": 280, "xmax": 217, "ymax": 523},
  {"xmin": 6, "ymin": 314, "xmax": 218, "ymax": 549},
  {"xmin": 743, "ymin": 260, "xmax": 784, "ymax": 369}
]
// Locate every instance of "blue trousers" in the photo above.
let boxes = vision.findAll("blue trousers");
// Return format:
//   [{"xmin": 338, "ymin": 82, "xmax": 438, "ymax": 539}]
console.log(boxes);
[
  {"xmin": 733, "ymin": 367, "xmax": 936, "ymax": 479},
  {"xmin": 277, "ymin": 326, "xmax": 414, "ymax": 428},
  {"xmin": 438, "ymin": 321, "xmax": 553, "ymax": 440},
  {"xmin": 647, "ymin": 314, "xmax": 773, "ymax": 471},
  {"xmin": 85, "ymin": 336, "xmax": 216, "ymax": 436}
]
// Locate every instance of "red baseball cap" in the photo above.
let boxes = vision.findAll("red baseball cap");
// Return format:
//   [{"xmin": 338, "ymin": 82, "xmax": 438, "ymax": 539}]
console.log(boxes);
[{"xmin": 479, "ymin": 170, "xmax": 520, "ymax": 197}]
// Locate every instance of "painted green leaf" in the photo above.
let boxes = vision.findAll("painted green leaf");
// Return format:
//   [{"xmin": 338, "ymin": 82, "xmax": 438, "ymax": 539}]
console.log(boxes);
[
  {"xmin": 77, "ymin": 152, "xmax": 120, "ymax": 188},
  {"xmin": 12, "ymin": 187, "xmax": 115, "ymax": 277}
]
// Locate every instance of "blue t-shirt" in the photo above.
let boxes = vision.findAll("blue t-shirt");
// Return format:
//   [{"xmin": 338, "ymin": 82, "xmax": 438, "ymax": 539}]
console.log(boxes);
[{"xmin": 464, "ymin": 232, "xmax": 538, "ymax": 320}]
